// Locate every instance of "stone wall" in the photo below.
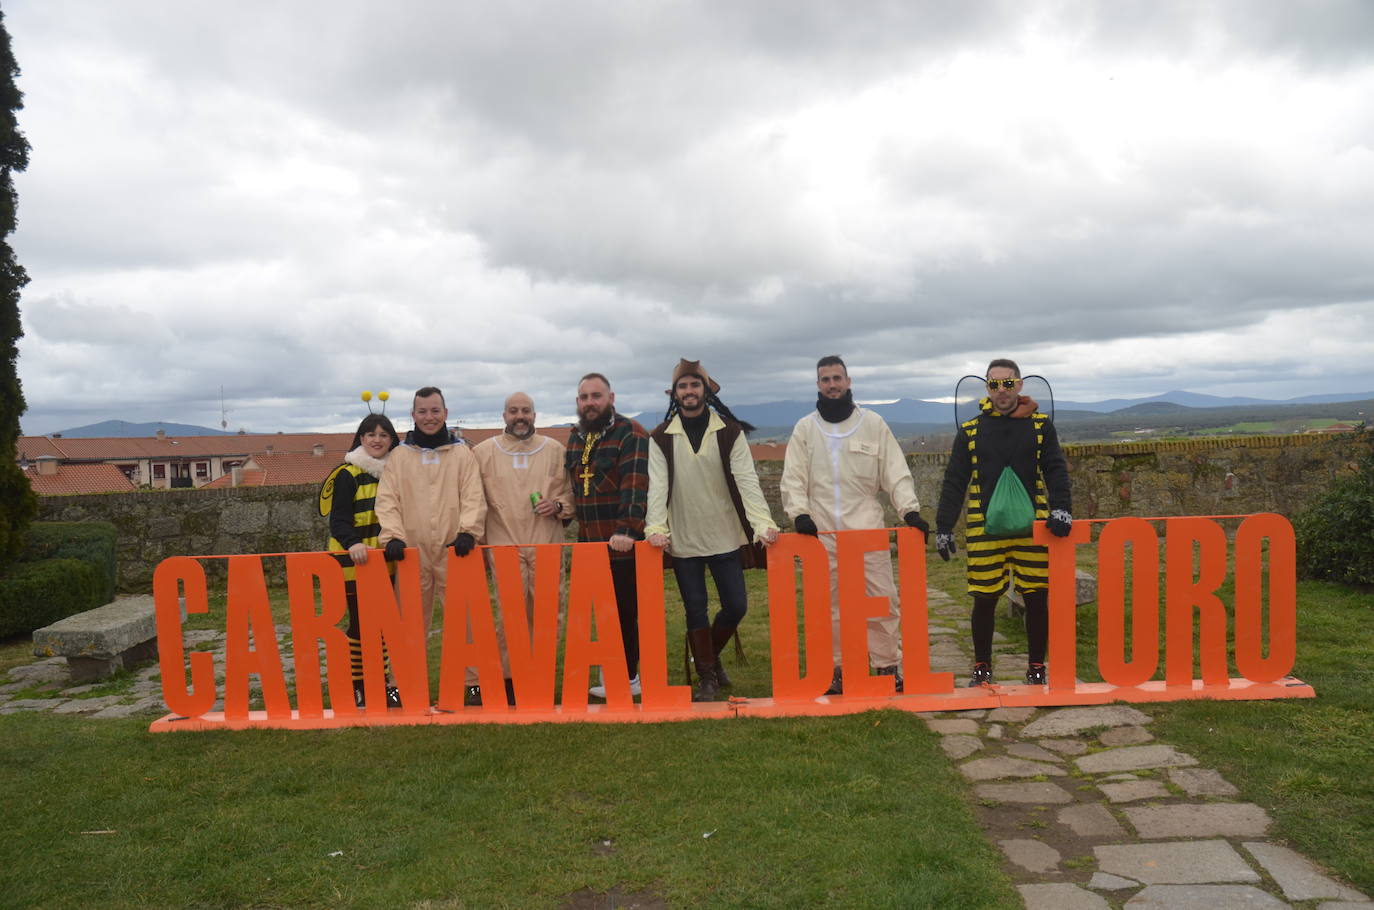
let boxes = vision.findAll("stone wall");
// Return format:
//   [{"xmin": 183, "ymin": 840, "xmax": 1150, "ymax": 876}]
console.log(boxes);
[{"xmin": 38, "ymin": 433, "xmax": 1369, "ymax": 593}]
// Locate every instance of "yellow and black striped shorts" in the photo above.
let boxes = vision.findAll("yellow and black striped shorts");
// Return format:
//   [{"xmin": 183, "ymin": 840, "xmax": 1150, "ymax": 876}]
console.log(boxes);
[{"xmin": 964, "ymin": 534, "xmax": 1049, "ymax": 596}]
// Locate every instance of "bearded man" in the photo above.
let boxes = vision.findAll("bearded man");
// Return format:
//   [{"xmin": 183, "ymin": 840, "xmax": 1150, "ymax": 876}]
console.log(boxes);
[
  {"xmin": 780, "ymin": 355, "xmax": 928, "ymax": 696},
  {"xmin": 564, "ymin": 373, "xmax": 650, "ymax": 698},
  {"xmin": 473, "ymin": 392, "xmax": 573, "ymax": 704},
  {"xmin": 646, "ymin": 359, "xmax": 779, "ymax": 701}
]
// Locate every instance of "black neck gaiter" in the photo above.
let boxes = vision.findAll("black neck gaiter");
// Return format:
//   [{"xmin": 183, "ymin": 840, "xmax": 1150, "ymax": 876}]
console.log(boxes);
[
  {"xmin": 680, "ymin": 409, "xmax": 710, "ymax": 453},
  {"xmin": 411, "ymin": 426, "xmax": 450, "ymax": 449},
  {"xmin": 816, "ymin": 390, "xmax": 856, "ymax": 424}
]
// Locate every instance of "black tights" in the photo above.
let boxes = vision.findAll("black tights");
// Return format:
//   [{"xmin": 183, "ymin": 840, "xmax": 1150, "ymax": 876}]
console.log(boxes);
[{"xmin": 971, "ymin": 589, "xmax": 1048, "ymax": 665}]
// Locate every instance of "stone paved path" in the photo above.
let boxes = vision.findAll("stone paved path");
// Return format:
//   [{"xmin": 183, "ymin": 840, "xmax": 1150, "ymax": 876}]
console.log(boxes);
[
  {"xmin": 3, "ymin": 591, "xmax": 1369, "ymax": 909},
  {"xmin": 921, "ymin": 585, "xmax": 1372, "ymax": 910}
]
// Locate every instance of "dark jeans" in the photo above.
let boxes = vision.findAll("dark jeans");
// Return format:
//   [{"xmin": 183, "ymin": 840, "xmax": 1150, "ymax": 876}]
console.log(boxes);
[
  {"xmin": 609, "ymin": 554, "xmax": 640, "ymax": 679},
  {"xmin": 672, "ymin": 550, "xmax": 748, "ymax": 632}
]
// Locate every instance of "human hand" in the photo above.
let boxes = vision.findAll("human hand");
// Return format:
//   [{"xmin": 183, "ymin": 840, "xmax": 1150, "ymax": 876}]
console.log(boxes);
[
  {"xmin": 760, "ymin": 527, "xmax": 779, "ymax": 548},
  {"xmin": 648, "ymin": 533, "xmax": 670, "ymax": 549},
  {"xmin": 793, "ymin": 514, "xmax": 818, "ymax": 536},
  {"xmin": 903, "ymin": 511, "xmax": 930, "ymax": 542},
  {"xmin": 1047, "ymin": 509, "xmax": 1073, "ymax": 537},
  {"xmin": 348, "ymin": 543, "xmax": 369, "ymax": 565},
  {"xmin": 452, "ymin": 532, "xmax": 476, "ymax": 557},
  {"xmin": 608, "ymin": 534, "xmax": 635, "ymax": 552},
  {"xmin": 534, "ymin": 498, "xmax": 561, "ymax": 518},
  {"xmin": 384, "ymin": 539, "xmax": 407, "ymax": 562}
]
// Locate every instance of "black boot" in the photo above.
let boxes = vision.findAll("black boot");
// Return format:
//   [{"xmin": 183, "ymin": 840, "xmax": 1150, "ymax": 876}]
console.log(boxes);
[
  {"xmin": 689, "ymin": 628, "xmax": 720, "ymax": 702},
  {"xmin": 710, "ymin": 620, "xmax": 736, "ymax": 688}
]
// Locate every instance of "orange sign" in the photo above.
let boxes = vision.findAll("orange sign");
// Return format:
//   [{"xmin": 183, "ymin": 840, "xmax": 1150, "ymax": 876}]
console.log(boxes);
[{"xmin": 150, "ymin": 514, "xmax": 1312, "ymax": 732}]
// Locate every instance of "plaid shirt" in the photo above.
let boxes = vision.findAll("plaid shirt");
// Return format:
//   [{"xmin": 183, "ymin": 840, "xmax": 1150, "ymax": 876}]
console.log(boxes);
[{"xmin": 565, "ymin": 413, "xmax": 649, "ymax": 558}]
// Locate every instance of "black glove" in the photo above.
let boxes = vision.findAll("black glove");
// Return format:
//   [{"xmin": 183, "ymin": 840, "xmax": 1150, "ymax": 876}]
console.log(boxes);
[
  {"xmin": 903, "ymin": 511, "xmax": 930, "ymax": 541},
  {"xmin": 384, "ymin": 539, "xmax": 407, "ymax": 562},
  {"xmin": 1046, "ymin": 509, "xmax": 1073, "ymax": 538},
  {"xmin": 793, "ymin": 514, "xmax": 818, "ymax": 537},
  {"xmin": 935, "ymin": 530, "xmax": 957, "ymax": 562},
  {"xmin": 452, "ymin": 532, "xmax": 476, "ymax": 557}
]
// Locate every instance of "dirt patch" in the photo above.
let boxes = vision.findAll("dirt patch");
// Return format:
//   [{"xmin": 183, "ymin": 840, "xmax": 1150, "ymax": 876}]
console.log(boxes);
[{"xmin": 559, "ymin": 885, "xmax": 669, "ymax": 910}]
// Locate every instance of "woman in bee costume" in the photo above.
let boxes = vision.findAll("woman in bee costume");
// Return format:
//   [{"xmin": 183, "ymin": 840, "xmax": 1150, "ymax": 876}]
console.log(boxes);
[{"xmin": 319, "ymin": 393, "xmax": 402, "ymax": 709}]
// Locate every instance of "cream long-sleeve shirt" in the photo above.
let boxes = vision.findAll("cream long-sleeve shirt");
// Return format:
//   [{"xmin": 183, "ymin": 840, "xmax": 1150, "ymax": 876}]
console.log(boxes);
[
  {"xmin": 472, "ymin": 432, "xmax": 572, "ymax": 546},
  {"xmin": 645, "ymin": 411, "xmax": 778, "ymax": 558},
  {"xmin": 779, "ymin": 407, "xmax": 919, "ymax": 533},
  {"xmin": 376, "ymin": 439, "xmax": 486, "ymax": 547}
]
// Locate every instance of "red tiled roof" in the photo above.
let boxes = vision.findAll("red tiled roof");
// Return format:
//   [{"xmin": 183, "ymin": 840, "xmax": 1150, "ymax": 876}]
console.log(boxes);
[
  {"xmin": 749, "ymin": 442, "xmax": 788, "ymax": 461},
  {"xmin": 17, "ymin": 432, "xmax": 355, "ymax": 462},
  {"xmin": 201, "ymin": 469, "xmax": 267, "ymax": 489},
  {"xmin": 23, "ymin": 462, "xmax": 137, "ymax": 495}
]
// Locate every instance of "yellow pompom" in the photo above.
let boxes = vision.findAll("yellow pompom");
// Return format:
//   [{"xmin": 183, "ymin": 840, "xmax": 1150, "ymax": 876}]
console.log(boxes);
[
  {"xmin": 361, "ymin": 390, "xmax": 373, "ymax": 402},
  {"xmin": 378, "ymin": 391, "xmax": 390, "ymax": 401}
]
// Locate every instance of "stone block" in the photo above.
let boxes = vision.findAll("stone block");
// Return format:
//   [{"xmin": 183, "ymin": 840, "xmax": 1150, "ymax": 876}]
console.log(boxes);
[
  {"xmin": 941, "ymin": 734, "xmax": 982, "ymax": 760},
  {"xmin": 1169, "ymin": 768, "xmax": 1239, "ymax": 797},
  {"xmin": 1088, "ymin": 872, "xmax": 1139, "ymax": 891},
  {"xmin": 1242, "ymin": 842, "xmax": 1368, "ymax": 902},
  {"xmin": 1076, "ymin": 744, "xmax": 1198, "ymax": 774},
  {"xmin": 1124, "ymin": 884, "xmax": 1287, "ymax": 908},
  {"xmin": 1007, "ymin": 743, "xmax": 1063, "ymax": 763},
  {"xmin": 1000, "ymin": 838, "xmax": 1061, "ymax": 874},
  {"xmin": 1100, "ymin": 780, "xmax": 1169, "ymax": 803},
  {"xmin": 1018, "ymin": 883, "xmax": 1110, "ymax": 910},
  {"xmin": 1039, "ymin": 738, "xmax": 1089, "ymax": 756},
  {"xmin": 975, "ymin": 782, "xmax": 1073, "ymax": 804},
  {"xmin": 925, "ymin": 718, "xmax": 978, "ymax": 735},
  {"xmin": 1100, "ymin": 725, "xmax": 1153, "ymax": 746},
  {"xmin": 1095, "ymin": 840, "xmax": 1259, "ymax": 885},
  {"xmin": 1124, "ymin": 803, "xmax": 1271, "ymax": 839},
  {"xmin": 1022, "ymin": 705, "xmax": 1153, "ymax": 738},
  {"xmin": 1058, "ymin": 803, "xmax": 1126, "ymax": 838},
  {"xmin": 987, "ymin": 706, "xmax": 1037, "ymax": 722},
  {"xmin": 960, "ymin": 756, "xmax": 1066, "ymax": 781}
]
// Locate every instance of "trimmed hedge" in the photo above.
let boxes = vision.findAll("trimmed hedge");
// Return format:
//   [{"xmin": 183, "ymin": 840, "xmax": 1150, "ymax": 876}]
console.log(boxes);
[
  {"xmin": 1295, "ymin": 442, "xmax": 1374, "ymax": 587},
  {"xmin": 0, "ymin": 522, "xmax": 117, "ymax": 638}
]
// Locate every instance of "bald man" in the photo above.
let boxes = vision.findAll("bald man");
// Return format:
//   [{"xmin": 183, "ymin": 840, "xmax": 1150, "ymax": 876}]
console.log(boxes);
[{"xmin": 472, "ymin": 393, "xmax": 573, "ymax": 703}]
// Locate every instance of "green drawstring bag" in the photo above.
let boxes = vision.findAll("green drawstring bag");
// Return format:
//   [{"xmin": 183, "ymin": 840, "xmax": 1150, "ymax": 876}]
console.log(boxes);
[{"xmin": 985, "ymin": 466, "xmax": 1035, "ymax": 537}]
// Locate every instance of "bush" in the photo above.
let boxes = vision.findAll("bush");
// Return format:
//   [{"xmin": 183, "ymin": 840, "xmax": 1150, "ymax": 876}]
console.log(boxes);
[
  {"xmin": 0, "ymin": 521, "xmax": 117, "ymax": 637},
  {"xmin": 1295, "ymin": 443, "xmax": 1374, "ymax": 586},
  {"xmin": 0, "ymin": 558, "xmax": 109, "ymax": 638}
]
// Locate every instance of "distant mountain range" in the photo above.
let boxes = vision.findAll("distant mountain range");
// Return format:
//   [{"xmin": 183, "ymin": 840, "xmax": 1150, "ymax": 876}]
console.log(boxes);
[{"xmin": 38, "ymin": 390, "xmax": 1374, "ymax": 438}]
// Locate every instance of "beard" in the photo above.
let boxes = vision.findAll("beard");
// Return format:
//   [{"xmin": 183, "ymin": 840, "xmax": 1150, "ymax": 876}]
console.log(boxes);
[
  {"xmin": 505, "ymin": 419, "xmax": 535, "ymax": 440},
  {"xmin": 578, "ymin": 404, "xmax": 614, "ymax": 434}
]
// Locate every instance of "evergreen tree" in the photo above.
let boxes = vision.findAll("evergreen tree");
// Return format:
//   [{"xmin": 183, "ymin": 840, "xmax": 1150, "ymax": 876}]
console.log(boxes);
[{"xmin": 0, "ymin": 9, "xmax": 34, "ymax": 569}]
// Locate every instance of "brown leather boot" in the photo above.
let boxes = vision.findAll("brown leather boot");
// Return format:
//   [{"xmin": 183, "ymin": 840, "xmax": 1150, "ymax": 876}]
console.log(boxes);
[
  {"xmin": 689, "ymin": 627, "xmax": 720, "ymax": 702},
  {"xmin": 710, "ymin": 621, "xmax": 736, "ymax": 688}
]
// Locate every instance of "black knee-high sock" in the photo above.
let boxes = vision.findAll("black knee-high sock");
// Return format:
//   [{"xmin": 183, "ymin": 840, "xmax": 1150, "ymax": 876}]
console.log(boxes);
[
  {"xmin": 1022, "ymin": 589, "xmax": 1048, "ymax": 665},
  {"xmin": 971, "ymin": 595, "xmax": 999, "ymax": 665}
]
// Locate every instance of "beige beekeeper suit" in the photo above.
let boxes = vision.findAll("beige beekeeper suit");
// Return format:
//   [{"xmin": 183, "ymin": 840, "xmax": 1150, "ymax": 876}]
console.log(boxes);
[
  {"xmin": 376, "ymin": 437, "xmax": 486, "ymax": 635},
  {"xmin": 780, "ymin": 407, "xmax": 920, "ymax": 666},
  {"xmin": 472, "ymin": 432, "xmax": 571, "ymax": 674},
  {"xmin": 644, "ymin": 411, "xmax": 777, "ymax": 555}
]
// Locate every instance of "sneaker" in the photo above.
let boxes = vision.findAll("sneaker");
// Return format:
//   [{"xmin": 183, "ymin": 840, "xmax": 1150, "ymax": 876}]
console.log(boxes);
[
  {"xmin": 589, "ymin": 667, "xmax": 606, "ymax": 700},
  {"xmin": 464, "ymin": 685, "xmax": 482, "ymax": 707},
  {"xmin": 1025, "ymin": 663, "xmax": 1047, "ymax": 686},
  {"xmin": 823, "ymin": 667, "xmax": 843, "ymax": 696},
  {"xmin": 352, "ymin": 680, "xmax": 366, "ymax": 709},
  {"xmin": 628, "ymin": 675, "xmax": 641, "ymax": 697},
  {"xmin": 969, "ymin": 662, "xmax": 993, "ymax": 687},
  {"xmin": 875, "ymin": 665, "xmax": 904, "ymax": 693},
  {"xmin": 385, "ymin": 685, "xmax": 403, "ymax": 709}
]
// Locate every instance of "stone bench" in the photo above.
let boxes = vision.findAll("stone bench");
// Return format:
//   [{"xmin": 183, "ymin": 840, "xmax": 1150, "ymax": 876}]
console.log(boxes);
[
  {"xmin": 1007, "ymin": 570, "xmax": 1097, "ymax": 617},
  {"xmin": 32, "ymin": 595, "xmax": 171, "ymax": 682}
]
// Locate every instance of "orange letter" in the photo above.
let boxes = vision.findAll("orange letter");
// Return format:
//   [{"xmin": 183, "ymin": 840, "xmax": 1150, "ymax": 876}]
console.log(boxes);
[
  {"xmin": 561, "ymin": 544, "xmax": 633, "ymax": 712},
  {"xmin": 492, "ymin": 544, "xmax": 562, "ymax": 711},
  {"xmin": 837, "ymin": 529, "xmax": 897, "ymax": 698},
  {"xmin": 897, "ymin": 527, "xmax": 953, "ymax": 694},
  {"xmin": 286, "ymin": 552, "xmax": 356, "ymax": 719},
  {"xmin": 635, "ymin": 540, "xmax": 691, "ymax": 710},
  {"xmin": 1034, "ymin": 519, "xmax": 1092, "ymax": 689},
  {"xmin": 223, "ymin": 555, "xmax": 292, "ymax": 720},
  {"xmin": 1096, "ymin": 518, "xmax": 1160, "ymax": 688},
  {"xmin": 767, "ymin": 533, "xmax": 833, "ymax": 700},
  {"xmin": 1165, "ymin": 517, "xmax": 1229, "ymax": 687},
  {"xmin": 154, "ymin": 556, "xmax": 216, "ymax": 718},
  {"xmin": 1234, "ymin": 513, "xmax": 1297, "ymax": 682},
  {"xmin": 437, "ymin": 550, "xmax": 509, "ymax": 711},
  {"xmin": 356, "ymin": 554, "xmax": 428, "ymax": 713}
]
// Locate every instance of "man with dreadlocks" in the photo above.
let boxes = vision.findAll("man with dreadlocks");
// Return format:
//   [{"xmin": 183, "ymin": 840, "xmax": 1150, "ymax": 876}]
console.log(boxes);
[
  {"xmin": 646, "ymin": 359, "xmax": 779, "ymax": 701},
  {"xmin": 780, "ymin": 355, "xmax": 928, "ymax": 696},
  {"xmin": 935, "ymin": 358, "xmax": 1072, "ymax": 687}
]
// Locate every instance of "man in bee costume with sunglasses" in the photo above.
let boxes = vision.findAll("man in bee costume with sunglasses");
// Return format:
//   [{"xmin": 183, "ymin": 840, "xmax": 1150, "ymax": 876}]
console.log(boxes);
[{"xmin": 934, "ymin": 359, "xmax": 1072, "ymax": 687}]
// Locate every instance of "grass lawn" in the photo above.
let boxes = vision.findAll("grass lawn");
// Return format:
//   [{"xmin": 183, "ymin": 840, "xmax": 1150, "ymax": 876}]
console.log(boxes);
[
  {"xmin": 0, "ymin": 560, "xmax": 1020, "ymax": 910},
  {"xmin": 925, "ymin": 536, "xmax": 1374, "ymax": 896}
]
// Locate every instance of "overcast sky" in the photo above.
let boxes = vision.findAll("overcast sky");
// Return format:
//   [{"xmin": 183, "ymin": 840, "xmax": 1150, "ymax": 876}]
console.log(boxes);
[{"xmin": 9, "ymin": 1, "xmax": 1374, "ymax": 436}]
